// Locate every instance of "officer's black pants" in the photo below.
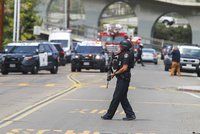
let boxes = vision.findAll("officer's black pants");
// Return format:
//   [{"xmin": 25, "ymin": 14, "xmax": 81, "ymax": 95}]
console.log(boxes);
[{"xmin": 106, "ymin": 77, "xmax": 135, "ymax": 118}]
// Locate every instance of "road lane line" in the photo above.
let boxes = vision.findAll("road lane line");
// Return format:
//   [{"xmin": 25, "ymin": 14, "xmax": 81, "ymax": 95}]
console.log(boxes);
[
  {"xmin": 90, "ymin": 109, "xmax": 98, "ymax": 114},
  {"xmin": 0, "ymin": 74, "xmax": 81, "ymax": 129},
  {"xmin": 184, "ymin": 92, "xmax": 200, "ymax": 99},
  {"xmin": 18, "ymin": 83, "xmax": 29, "ymax": 86},
  {"xmin": 45, "ymin": 83, "xmax": 55, "ymax": 87}
]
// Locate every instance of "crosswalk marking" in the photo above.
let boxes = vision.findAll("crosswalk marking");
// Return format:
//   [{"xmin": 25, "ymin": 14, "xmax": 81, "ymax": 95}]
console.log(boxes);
[
  {"xmin": 68, "ymin": 109, "xmax": 126, "ymax": 115},
  {"xmin": 45, "ymin": 83, "xmax": 56, "ymax": 87},
  {"xmin": 65, "ymin": 130, "xmax": 75, "ymax": 134},
  {"xmin": 90, "ymin": 109, "xmax": 98, "ymax": 114},
  {"xmin": 36, "ymin": 129, "xmax": 51, "ymax": 134},
  {"xmin": 98, "ymin": 110, "xmax": 107, "ymax": 114},
  {"xmin": 7, "ymin": 129, "xmax": 156, "ymax": 134},
  {"xmin": 18, "ymin": 83, "xmax": 29, "ymax": 86}
]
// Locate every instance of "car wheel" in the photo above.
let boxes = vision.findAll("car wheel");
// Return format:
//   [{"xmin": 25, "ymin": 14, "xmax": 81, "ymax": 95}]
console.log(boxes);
[
  {"xmin": 77, "ymin": 68, "xmax": 81, "ymax": 72},
  {"xmin": 50, "ymin": 64, "xmax": 58, "ymax": 74},
  {"xmin": 22, "ymin": 71, "xmax": 28, "ymax": 74},
  {"xmin": 71, "ymin": 65, "xmax": 76, "ymax": 72},
  {"xmin": 31, "ymin": 65, "xmax": 39, "ymax": 74},
  {"xmin": 100, "ymin": 68, "xmax": 105, "ymax": 72},
  {"xmin": 197, "ymin": 72, "xmax": 200, "ymax": 77},
  {"xmin": 1, "ymin": 68, "xmax": 8, "ymax": 75}
]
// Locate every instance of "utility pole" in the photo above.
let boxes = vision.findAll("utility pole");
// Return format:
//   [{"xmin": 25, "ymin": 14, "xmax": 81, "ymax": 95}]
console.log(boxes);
[
  {"xmin": 0, "ymin": 0, "xmax": 4, "ymax": 51},
  {"xmin": 13, "ymin": 0, "xmax": 20, "ymax": 42},
  {"xmin": 67, "ymin": 0, "xmax": 70, "ymax": 29}
]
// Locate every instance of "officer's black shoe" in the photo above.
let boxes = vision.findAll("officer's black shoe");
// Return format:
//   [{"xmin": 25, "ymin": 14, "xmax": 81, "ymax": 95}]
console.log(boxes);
[
  {"xmin": 101, "ymin": 115, "xmax": 112, "ymax": 120},
  {"xmin": 123, "ymin": 115, "xmax": 136, "ymax": 121}
]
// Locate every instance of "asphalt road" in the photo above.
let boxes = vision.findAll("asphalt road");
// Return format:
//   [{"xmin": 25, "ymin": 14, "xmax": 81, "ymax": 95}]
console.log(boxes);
[{"xmin": 0, "ymin": 61, "xmax": 199, "ymax": 134}]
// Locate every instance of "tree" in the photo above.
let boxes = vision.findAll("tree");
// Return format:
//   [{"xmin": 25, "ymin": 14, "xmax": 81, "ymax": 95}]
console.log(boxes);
[
  {"xmin": 3, "ymin": 0, "xmax": 41, "ymax": 45},
  {"xmin": 153, "ymin": 23, "xmax": 192, "ymax": 44}
]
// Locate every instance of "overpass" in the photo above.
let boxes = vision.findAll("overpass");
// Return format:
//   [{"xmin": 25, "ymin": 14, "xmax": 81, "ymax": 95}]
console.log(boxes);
[{"xmin": 37, "ymin": 0, "xmax": 200, "ymax": 44}]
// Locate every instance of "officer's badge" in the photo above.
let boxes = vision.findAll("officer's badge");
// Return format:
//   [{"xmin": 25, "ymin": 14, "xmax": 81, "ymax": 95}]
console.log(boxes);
[{"xmin": 124, "ymin": 53, "xmax": 129, "ymax": 58}]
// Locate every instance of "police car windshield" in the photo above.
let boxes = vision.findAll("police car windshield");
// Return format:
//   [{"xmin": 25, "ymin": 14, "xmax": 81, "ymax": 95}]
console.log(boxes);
[
  {"xmin": 10, "ymin": 46, "xmax": 38, "ymax": 54},
  {"xmin": 180, "ymin": 48, "xmax": 200, "ymax": 58},
  {"xmin": 76, "ymin": 46, "xmax": 103, "ymax": 54},
  {"xmin": 113, "ymin": 36, "xmax": 124, "ymax": 43},
  {"xmin": 51, "ymin": 40, "xmax": 68, "ymax": 48}
]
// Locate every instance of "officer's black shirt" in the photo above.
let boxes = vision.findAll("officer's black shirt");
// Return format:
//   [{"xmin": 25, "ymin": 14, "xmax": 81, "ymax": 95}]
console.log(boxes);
[{"xmin": 116, "ymin": 51, "xmax": 131, "ymax": 80}]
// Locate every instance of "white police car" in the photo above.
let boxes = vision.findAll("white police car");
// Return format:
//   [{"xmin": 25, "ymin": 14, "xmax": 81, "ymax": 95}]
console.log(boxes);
[
  {"xmin": 71, "ymin": 41, "xmax": 108, "ymax": 72},
  {"xmin": 0, "ymin": 42, "xmax": 59, "ymax": 75}
]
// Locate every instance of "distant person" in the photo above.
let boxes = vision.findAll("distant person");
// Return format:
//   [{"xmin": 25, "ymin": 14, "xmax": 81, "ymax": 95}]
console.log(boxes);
[
  {"xmin": 170, "ymin": 46, "xmax": 181, "ymax": 76},
  {"xmin": 136, "ymin": 43, "xmax": 144, "ymax": 66}
]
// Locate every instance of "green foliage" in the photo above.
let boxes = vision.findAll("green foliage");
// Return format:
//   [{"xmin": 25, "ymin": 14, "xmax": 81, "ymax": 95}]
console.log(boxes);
[
  {"xmin": 3, "ymin": 0, "xmax": 41, "ymax": 45},
  {"xmin": 153, "ymin": 23, "xmax": 192, "ymax": 43}
]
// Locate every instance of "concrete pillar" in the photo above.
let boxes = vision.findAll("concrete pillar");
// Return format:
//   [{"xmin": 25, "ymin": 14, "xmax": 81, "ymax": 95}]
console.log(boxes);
[
  {"xmin": 135, "ymin": 2, "xmax": 161, "ymax": 43},
  {"xmin": 187, "ymin": 15, "xmax": 200, "ymax": 44},
  {"xmin": 82, "ymin": 0, "xmax": 108, "ymax": 39}
]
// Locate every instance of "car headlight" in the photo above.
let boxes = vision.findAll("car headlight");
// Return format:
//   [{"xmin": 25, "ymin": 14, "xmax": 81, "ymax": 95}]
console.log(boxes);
[
  {"xmin": 24, "ymin": 57, "xmax": 33, "ymax": 61},
  {"xmin": 95, "ymin": 55, "xmax": 102, "ymax": 60},
  {"xmin": 1, "ymin": 56, "xmax": 5, "ymax": 62},
  {"xmin": 74, "ymin": 55, "xmax": 79, "ymax": 59}
]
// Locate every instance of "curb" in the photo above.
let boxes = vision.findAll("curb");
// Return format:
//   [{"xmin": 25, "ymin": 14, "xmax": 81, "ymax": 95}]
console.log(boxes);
[{"xmin": 178, "ymin": 86, "xmax": 200, "ymax": 93}]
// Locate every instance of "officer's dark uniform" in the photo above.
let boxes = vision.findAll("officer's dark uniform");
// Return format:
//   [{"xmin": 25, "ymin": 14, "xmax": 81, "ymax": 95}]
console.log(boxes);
[{"xmin": 102, "ymin": 49, "xmax": 136, "ymax": 120}]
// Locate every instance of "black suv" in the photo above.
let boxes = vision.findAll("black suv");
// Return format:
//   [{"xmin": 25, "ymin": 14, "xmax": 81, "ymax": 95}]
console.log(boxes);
[
  {"xmin": 71, "ymin": 41, "xmax": 108, "ymax": 72},
  {"xmin": 0, "ymin": 42, "xmax": 59, "ymax": 75}
]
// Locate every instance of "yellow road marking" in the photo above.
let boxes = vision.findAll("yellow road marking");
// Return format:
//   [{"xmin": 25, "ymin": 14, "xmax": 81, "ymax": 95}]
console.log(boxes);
[
  {"xmin": 45, "ymin": 83, "xmax": 55, "ymax": 87},
  {"xmin": 98, "ymin": 110, "xmax": 107, "ymax": 114},
  {"xmin": 0, "ymin": 74, "xmax": 81, "ymax": 129},
  {"xmin": 129, "ymin": 86, "xmax": 136, "ymax": 90},
  {"xmin": 18, "ymin": 83, "xmax": 29, "ymax": 86},
  {"xmin": 54, "ymin": 130, "xmax": 63, "ymax": 132},
  {"xmin": 65, "ymin": 130, "xmax": 75, "ymax": 134},
  {"xmin": 100, "ymin": 85, "xmax": 107, "ymax": 88},
  {"xmin": 90, "ymin": 109, "xmax": 98, "ymax": 114},
  {"xmin": 36, "ymin": 129, "xmax": 50, "ymax": 134}
]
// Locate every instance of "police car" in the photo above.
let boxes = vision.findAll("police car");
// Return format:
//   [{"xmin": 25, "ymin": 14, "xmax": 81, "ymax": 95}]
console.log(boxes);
[
  {"xmin": 0, "ymin": 42, "xmax": 59, "ymax": 75},
  {"xmin": 71, "ymin": 41, "xmax": 108, "ymax": 72}
]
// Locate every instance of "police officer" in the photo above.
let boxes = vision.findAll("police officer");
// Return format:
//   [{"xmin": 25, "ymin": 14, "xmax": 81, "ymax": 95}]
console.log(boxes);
[
  {"xmin": 101, "ymin": 40, "xmax": 136, "ymax": 121},
  {"xmin": 136, "ymin": 43, "xmax": 145, "ymax": 66}
]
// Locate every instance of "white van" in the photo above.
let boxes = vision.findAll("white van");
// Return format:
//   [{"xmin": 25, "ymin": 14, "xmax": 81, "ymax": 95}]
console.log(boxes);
[{"xmin": 49, "ymin": 31, "xmax": 72, "ymax": 62}]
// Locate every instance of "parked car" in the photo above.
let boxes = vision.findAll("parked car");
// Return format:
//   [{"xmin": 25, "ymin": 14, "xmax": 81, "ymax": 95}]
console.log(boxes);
[
  {"xmin": 0, "ymin": 42, "xmax": 59, "ymax": 75},
  {"xmin": 142, "ymin": 48, "xmax": 158, "ymax": 64},
  {"xmin": 51, "ymin": 42, "xmax": 66, "ymax": 66},
  {"xmin": 71, "ymin": 41, "xmax": 108, "ymax": 72},
  {"xmin": 179, "ymin": 45, "xmax": 200, "ymax": 77},
  {"xmin": 159, "ymin": 16, "xmax": 175, "ymax": 25}
]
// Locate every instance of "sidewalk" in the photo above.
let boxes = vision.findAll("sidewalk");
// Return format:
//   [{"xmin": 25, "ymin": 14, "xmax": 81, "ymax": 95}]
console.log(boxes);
[{"xmin": 178, "ymin": 86, "xmax": 200, "ymax": 93}]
